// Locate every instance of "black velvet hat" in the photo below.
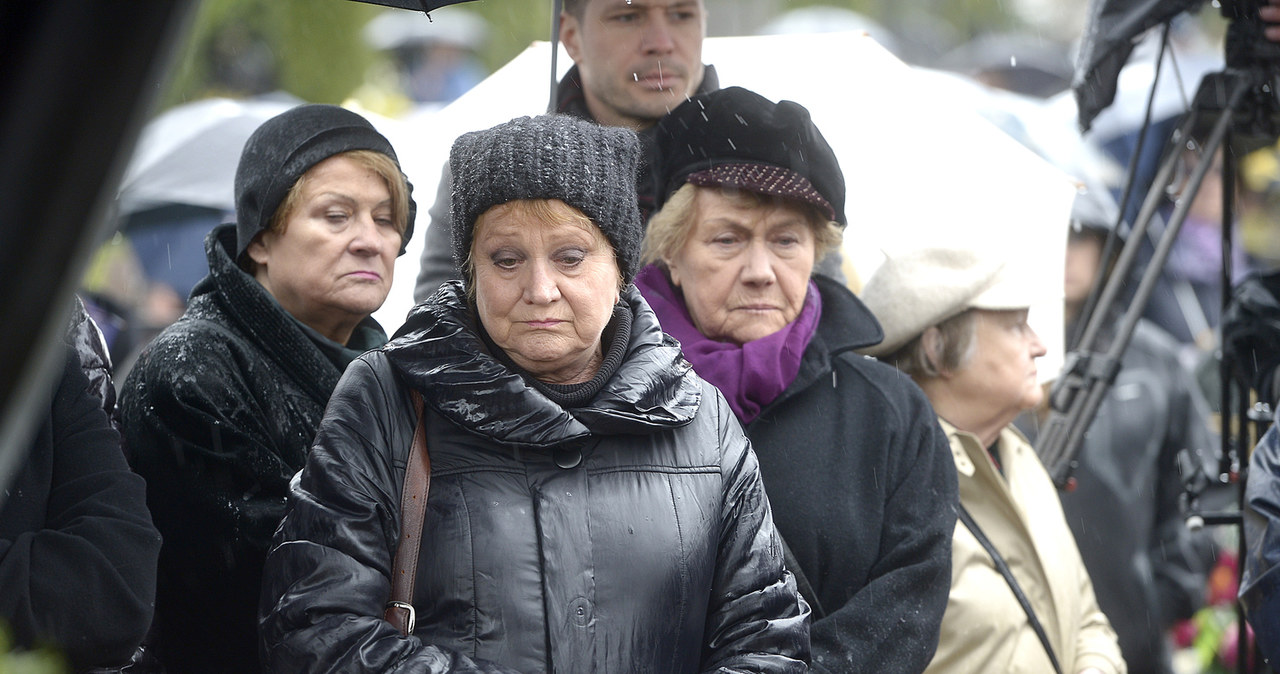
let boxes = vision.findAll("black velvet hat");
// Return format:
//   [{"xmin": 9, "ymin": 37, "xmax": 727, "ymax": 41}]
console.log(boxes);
[
  {"xmin": 233, "ymin": 103, "xmax": 416, "ymax": 260},
  {"xmin": 652, "ymin": 86, "xmax": 846, "ymax": 227}
]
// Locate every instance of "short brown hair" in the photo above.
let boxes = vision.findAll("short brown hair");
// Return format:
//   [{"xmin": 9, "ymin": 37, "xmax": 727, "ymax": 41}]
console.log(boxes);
[
  {"xmin": 241, "ymin": 150, "xmax": 410, "ymax": 274},
  {"xmin": 641, "ymin": 183, "xmax": 842, "ymax": 268},
  {"xmin": 884, "ymin": 309, "xmax": 978, "ymax": 380}
]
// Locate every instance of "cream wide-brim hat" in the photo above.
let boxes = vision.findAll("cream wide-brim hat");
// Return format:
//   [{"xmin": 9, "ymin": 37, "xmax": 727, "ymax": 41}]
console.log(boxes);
[{"xmin": 857, "ymin": 246, "xmax": 1037, "ymax": 357}]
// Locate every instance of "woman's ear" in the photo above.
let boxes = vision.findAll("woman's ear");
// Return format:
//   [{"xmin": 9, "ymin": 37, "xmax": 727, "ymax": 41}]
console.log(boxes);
[
  {"xmin": 663, "ymin": 258, "xmax": 682, "ymax": 288},
  {"xmin": 921, "ymin": 326, "xmax": 948, "ymax": 377},
  {"xmin": 246, "ymin": 232, "xmax": 271, "ymax": 267}
]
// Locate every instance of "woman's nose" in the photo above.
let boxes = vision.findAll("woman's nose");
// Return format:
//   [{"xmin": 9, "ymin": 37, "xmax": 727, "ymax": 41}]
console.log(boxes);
[
  {"xmin": 740, "ymin": 241, "xmax": 777, "ymax": 286},
  {"xmin": 1028, "ymin": 327, "xmax": 1048, "ymax": 358},
  {"xmin": 348, "ymin": 214, "xmax": 389, "ymax": 256},
  {"xmin": 523, "ymin": 260, "xmax": 561, "ymax": 304}
]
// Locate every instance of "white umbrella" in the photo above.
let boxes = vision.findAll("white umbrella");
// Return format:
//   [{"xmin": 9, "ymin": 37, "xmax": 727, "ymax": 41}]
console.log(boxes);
[
  {"xmin": 375, "ymin": 32, "xmax": 1078, "ymax": 381},
  {"xmin": 116, "ymin": 96, "xmax": 300, "ymax": 217}
]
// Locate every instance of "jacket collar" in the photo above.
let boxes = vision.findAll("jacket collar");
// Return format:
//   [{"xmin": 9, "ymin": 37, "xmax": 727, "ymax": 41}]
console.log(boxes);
[
  {"xmin": 742, "ymin": 274, "xmax": 884, "ymax": 426},
  {"xmin": 192, "ymin": 224, "xmax": 387, "ymax": 404},
  {"xmin": 811, "ymin": 274, "xmax": 884, "ymax": 354},
  {"xmin": 385, "ymin": 282, "xmax": 701, "ymax": 448}
]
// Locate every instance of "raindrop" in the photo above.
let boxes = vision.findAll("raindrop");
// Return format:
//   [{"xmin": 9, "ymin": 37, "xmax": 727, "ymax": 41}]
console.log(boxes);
[
  {"xmin": 1010, "ymin": 56, "xmax": 1017, "ymax": 67},
  {"xmin": 633, "ymin": 73, "xmax": 639, "ymax": 82}
]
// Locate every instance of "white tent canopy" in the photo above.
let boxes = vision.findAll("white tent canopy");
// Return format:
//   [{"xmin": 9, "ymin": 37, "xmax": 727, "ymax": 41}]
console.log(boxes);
[{"xmin": 375, "ymin": 32, "xmax": 1078, "ymax": 381}]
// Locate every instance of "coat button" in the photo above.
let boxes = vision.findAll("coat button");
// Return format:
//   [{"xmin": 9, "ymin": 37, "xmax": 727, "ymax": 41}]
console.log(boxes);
[
  {"xmin": 554, "ymin": 445, "xmax": 583, "ymax": 469},
  {"xmin": 569, "ymin": 597, "xmax": 593, "ymax": 627}
]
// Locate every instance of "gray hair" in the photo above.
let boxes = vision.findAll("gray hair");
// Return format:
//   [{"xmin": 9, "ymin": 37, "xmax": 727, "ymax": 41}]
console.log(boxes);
[{"xmin": 884, "ymin": 309, "xmax": 978, "ymax": 380}]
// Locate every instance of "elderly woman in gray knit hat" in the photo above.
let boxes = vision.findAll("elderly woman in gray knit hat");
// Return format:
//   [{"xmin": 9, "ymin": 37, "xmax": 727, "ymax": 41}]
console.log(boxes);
[
  {"xmin": 259, "ymin": 114, "xmax": 809, "ymax": 673},
  {"xmin": 858, "ymin": 246, "xmax": 1125, "ymax": 674},
  {"xmin": 120, "ymin": 103, "xmax": 414, "ymax": 673}
]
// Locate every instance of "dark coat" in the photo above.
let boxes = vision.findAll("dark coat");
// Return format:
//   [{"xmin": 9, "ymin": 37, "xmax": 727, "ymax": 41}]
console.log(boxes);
[
  {"xmin": 119, "ymin": 224, "xmax": 388, "ymax": 673},
  {"xmin": 742, "ymin": 275, "xmax": 957, "ymax": 673},
  {"xmin": 0, "ymin": 349, "xmax": 161, "ymax": 671},
  {"xmin": 1053, "ymin": 317, "xmax": 1214, "ymax": 674},
  {"xmin": 260, "ymin": 283, "xmax": 809, "ymax": 673},
  {"xmin": 1243, "ymin": 403, "xmax": 1280, "ymax": 667}
]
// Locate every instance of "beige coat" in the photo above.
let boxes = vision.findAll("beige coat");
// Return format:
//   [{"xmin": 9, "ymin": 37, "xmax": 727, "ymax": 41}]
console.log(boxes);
[{"xmin": 925, "ymin": 420, "xmax": 1126, "ymax": 674}]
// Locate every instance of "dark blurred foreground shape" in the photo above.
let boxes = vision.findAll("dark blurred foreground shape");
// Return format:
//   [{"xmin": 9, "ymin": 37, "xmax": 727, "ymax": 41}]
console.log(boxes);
[{"xmin": 0, "ymin": 2, "xmax": 200, "ymax": 503}]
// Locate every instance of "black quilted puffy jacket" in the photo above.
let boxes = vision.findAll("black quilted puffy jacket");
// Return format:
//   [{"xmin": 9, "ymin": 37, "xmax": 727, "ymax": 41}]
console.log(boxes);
[{"xmin": 259, "ymin": 282, "xmax": 810, "ymax": 673}]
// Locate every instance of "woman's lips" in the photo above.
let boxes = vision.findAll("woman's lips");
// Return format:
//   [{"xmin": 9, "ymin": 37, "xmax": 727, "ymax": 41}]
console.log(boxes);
[{"xmin": 346, "ymin": 271, "xmax": 382, "ymax": 281}]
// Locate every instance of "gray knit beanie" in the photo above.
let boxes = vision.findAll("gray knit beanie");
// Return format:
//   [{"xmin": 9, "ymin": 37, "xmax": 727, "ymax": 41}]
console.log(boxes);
[
  {"xmin": 449, "ymin": 114, "xmax": 643, "ymax": 282},
  {"xmin": 233, "ymin": 103, "xmax": 416, "ymax": 261}
]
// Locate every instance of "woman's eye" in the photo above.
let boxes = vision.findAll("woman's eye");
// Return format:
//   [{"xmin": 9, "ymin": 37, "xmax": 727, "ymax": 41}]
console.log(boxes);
[
  {"xmin": 492, "ymin": 255, "xmax": 519, "ymax": 270},
  {"xmin": 325, "ymin": 210, "xmax": 350, "ymax": 223},
  {"xmin": 555, "ymin": 250, "xmax": 586, "ymax": 267}
]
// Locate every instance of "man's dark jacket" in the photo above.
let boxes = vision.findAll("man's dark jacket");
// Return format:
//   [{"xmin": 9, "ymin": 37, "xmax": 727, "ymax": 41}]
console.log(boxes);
[
  {"xmin": 743, "ymin": 275, "xmax": 957, "ymax": 673},
  {"xmin": 119, "ymin": 224, "xmax": 387, "ymax": 673}
]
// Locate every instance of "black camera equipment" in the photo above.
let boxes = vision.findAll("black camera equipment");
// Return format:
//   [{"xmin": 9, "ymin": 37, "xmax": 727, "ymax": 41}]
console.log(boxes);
[
  {"xmin": 1040, "ymin": 0, "xmax": 1280, "ymax": 488},
  {"xmin": 1047, "ymin": 2, "xmax": 1280, "ymax": 670}
]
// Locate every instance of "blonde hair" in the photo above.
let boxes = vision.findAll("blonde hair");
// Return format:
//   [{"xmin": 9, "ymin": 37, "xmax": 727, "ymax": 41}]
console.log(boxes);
[
  {"xmin": 464, "ymin": 199, "xmax": 624, "ymax": 301},
  {"xmin": 641, "ymin": 183, "xmax": 842, "ymax": 268}
]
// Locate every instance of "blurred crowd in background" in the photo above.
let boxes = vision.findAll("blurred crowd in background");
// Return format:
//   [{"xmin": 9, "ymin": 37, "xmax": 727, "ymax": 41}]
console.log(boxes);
[{"xmin": 62, "ymin": 2, "xmax": 1280, "ymax": 671}]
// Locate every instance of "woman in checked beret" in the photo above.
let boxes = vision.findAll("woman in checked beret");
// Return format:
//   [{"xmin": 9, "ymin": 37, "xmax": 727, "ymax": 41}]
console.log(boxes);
[
  {"xmin": 259, "ymin": 113, "xmax": 809, "ymax": 673},
  {"xmin": 636, "ymin": 86, "xmax": 958, "ymax": 673}
]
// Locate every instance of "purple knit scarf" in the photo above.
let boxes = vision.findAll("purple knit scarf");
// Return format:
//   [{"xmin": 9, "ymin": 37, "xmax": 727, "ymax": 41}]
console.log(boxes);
[{"xmin": 634, "ymin": 264, "xmax": 822, "ymax": 424}]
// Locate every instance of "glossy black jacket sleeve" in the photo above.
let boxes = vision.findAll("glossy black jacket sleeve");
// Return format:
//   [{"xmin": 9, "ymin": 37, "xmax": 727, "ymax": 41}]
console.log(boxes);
[
  {"xmin": 1242, "ymin": 412, "xmax": 1280, "ymax": 666},
  {"xmin": 700, "ymin": 389, "xmax": 810, "ymax": 673}
]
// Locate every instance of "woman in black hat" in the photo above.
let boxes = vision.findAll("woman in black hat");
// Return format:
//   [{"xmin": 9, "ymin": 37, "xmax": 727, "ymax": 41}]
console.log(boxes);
[
  {"xmin": 119, "ymin": 103, "xmax": 415, "ymax": 673},
  {"xmin": 259, "ymin": 113, "xmax": 808, "ymax": 673},
  {"xmin": 635, "ymin": 86, "xmax": 958, "ymax": 673}
]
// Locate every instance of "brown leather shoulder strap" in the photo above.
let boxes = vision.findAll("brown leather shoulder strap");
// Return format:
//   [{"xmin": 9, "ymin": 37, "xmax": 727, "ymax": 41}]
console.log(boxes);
[{"xmin": 384, "ymin": 389, "xmax": 431, "ymax": 636}]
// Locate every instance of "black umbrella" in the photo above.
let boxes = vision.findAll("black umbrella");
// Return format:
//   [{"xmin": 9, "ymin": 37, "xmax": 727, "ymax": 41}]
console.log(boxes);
[
  {"xmin": 348, "ymin": 0, "xmax": 477, "ymax": 11},
  {"xmin": 1072, "ymin": 0, "xmax": 1202, "ymax": 132},
  {"xmin": 351, "ymin": 0, "xmax": 568, "ymax": 112}
]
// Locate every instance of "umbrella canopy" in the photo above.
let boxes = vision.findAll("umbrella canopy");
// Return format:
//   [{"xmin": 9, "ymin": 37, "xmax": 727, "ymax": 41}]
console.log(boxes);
[
  {"xmin": 116, "ymin": 96, "xmax": 300, "ymax": 217},
  {"xmin": 1072, "ymin": 0, "xmax": 1202, "ymax": 132},
  {"xmin": 375, "ymin": 32, "xmax": 1079, "ymax": 381},
  {"xmin": 346, "ymin": 0, "xmax": 476, "ymax": 12}
]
